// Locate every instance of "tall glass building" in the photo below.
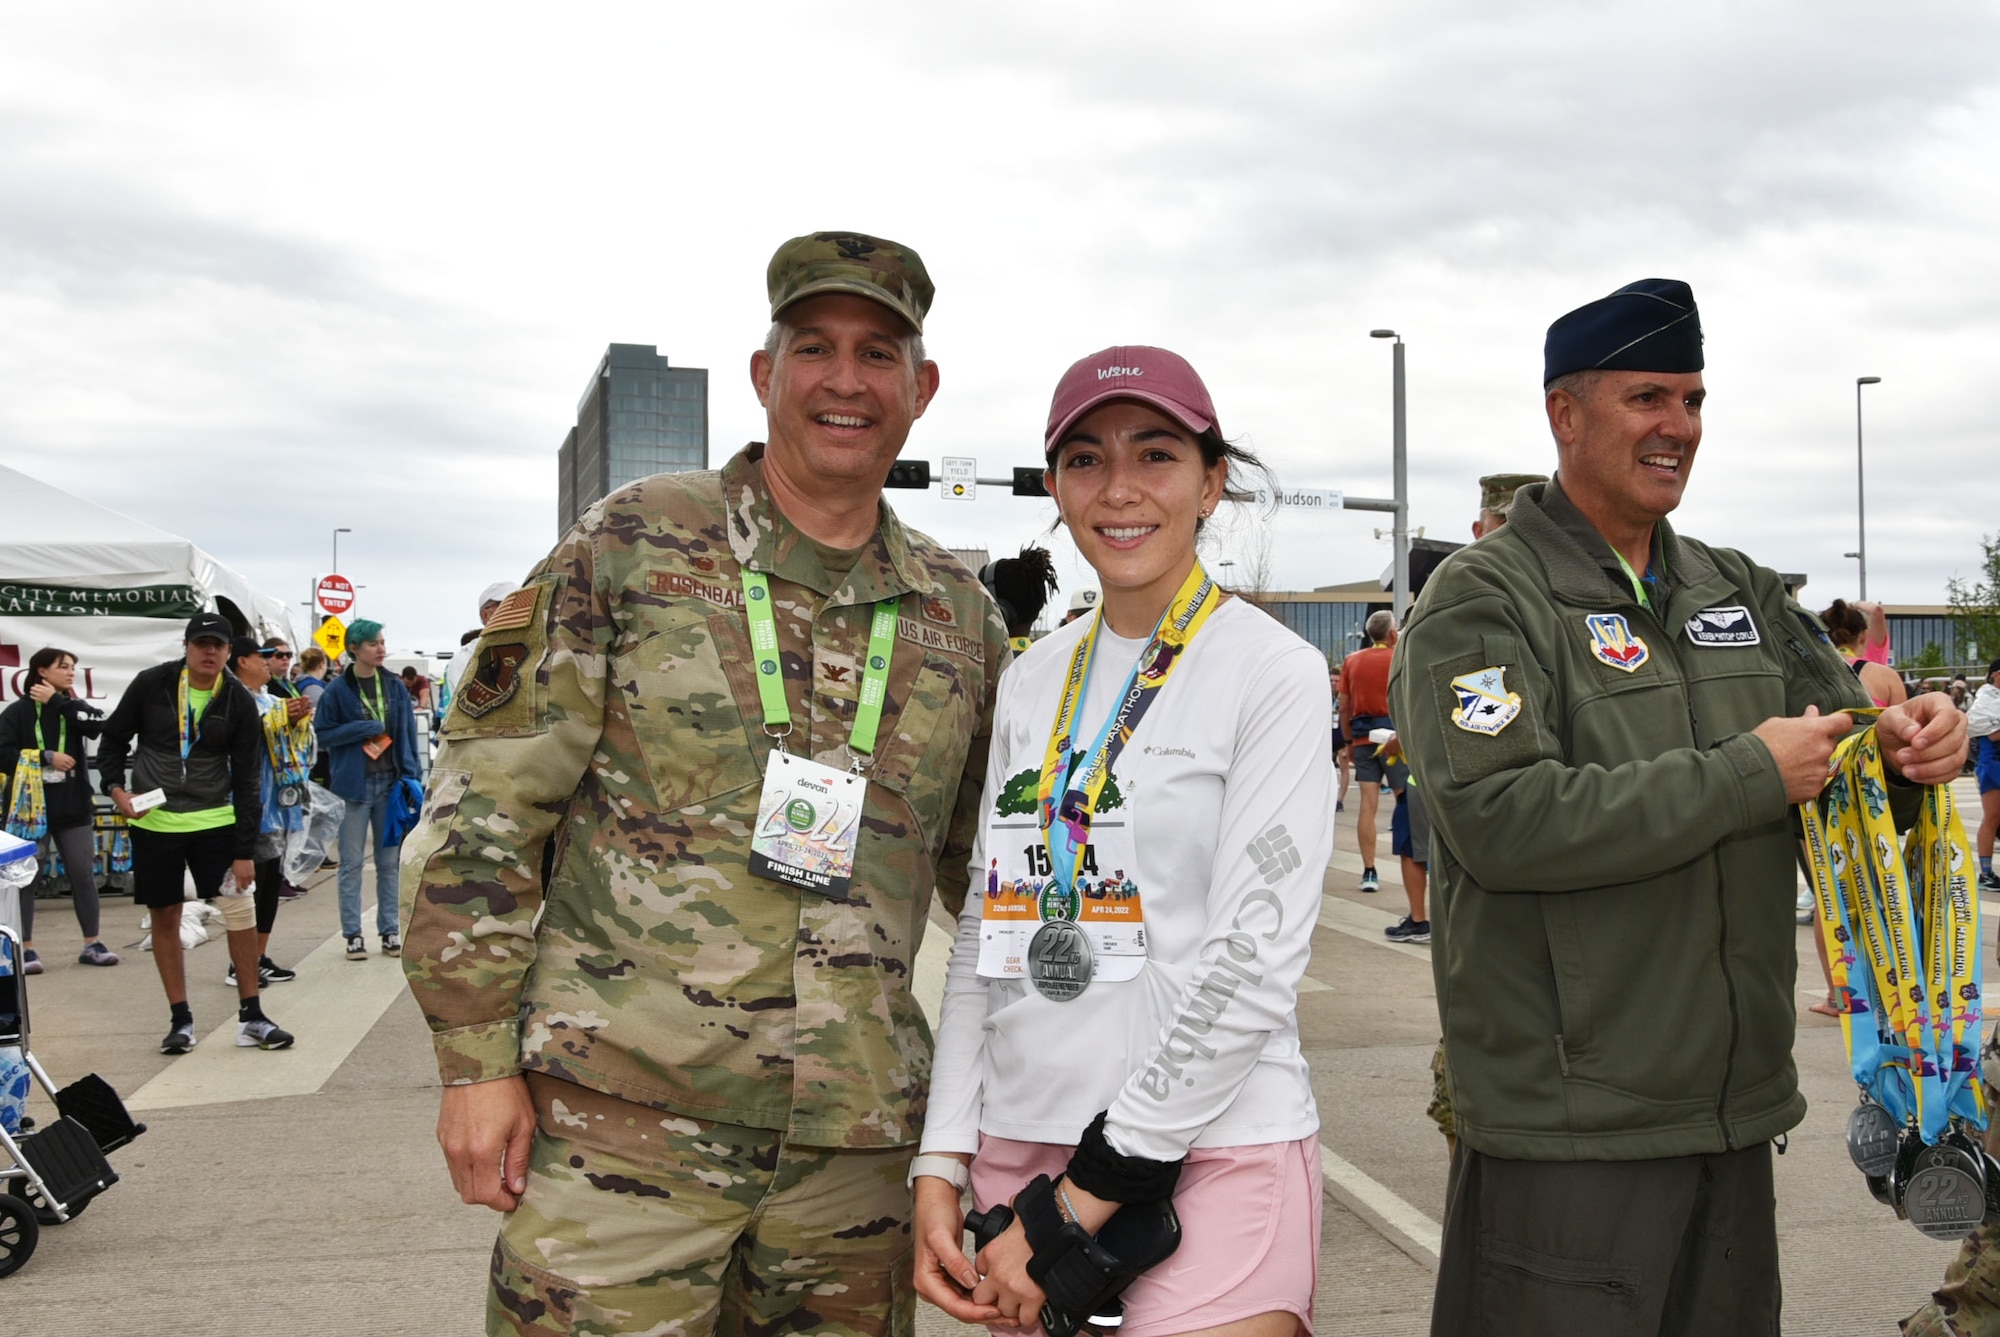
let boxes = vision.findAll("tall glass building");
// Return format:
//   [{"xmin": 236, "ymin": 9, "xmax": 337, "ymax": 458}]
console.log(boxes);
[{"xmin": 557, "ymin": 344, "xmax": 708, "ymax": 533}]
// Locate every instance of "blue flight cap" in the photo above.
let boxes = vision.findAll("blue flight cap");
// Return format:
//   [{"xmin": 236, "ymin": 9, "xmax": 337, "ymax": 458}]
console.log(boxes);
[{"xmin": 1544, "ymin": 278, "xmax": 1703, "ymax": 385}]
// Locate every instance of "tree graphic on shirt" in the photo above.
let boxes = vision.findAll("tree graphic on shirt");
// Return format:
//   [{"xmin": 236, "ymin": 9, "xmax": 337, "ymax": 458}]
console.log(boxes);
[{"xmin": 995, "ymin": 766, "xmax": 1123, "ymax": 817}]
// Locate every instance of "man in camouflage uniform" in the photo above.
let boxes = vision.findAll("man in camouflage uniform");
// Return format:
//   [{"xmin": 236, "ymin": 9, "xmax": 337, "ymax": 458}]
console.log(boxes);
[
  {"xmin": 1905, "ymin": 1029, "xmax": 2000, "ymax": 1334},
  {"xmin": 402, "ymin": 231, "xmax": 1006, "ymax": 1337}
]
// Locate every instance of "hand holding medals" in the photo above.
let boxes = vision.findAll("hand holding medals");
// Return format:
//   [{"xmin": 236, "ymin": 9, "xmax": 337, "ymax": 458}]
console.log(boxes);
[{"xmin": 1802, "ymin": 715, "xmax": 1990, "ymax": 1239}]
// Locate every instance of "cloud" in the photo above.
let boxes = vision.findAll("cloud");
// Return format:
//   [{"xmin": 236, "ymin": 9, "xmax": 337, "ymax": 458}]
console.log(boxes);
[{"xmin": 0, "ymin": 2, "xmax": 1994, "ymax": 656}]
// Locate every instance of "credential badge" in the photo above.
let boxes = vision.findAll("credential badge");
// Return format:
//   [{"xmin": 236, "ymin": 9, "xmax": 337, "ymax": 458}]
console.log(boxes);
[
  {"xmin": 1449, "ymin": 667, "xmax": 1522, "ymax": 736},
  {"xmin": 1586, "ymin": 613, "xmax": 1649, "ymax": 673},
  {"xmin": 1685, "ymin": 605, "xmax": 1761, "ymax": 647}
]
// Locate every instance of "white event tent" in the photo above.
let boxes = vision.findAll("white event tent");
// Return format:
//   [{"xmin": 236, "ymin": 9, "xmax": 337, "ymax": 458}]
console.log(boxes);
[{"xmin": 0, "ymin": 462, "xmax": 299, "ymax": 716}]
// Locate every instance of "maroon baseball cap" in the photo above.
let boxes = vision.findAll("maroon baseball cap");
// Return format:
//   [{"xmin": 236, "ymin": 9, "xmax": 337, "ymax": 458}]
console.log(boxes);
[{"xmin": 1043, "ymin": 346, "xmax": 1219, "ymax": 457}]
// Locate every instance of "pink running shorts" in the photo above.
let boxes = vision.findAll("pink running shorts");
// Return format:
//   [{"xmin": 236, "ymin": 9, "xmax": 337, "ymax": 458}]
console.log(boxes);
[{"xmin": 969, "ymin": 1132, "xmax": 1322, "ymax": 1337}]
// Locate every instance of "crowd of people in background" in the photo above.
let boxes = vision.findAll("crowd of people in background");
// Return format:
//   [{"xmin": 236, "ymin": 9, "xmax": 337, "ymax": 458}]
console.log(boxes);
[{"xmin": 0, "ymin": 597, "xmax": 486, "ymax": 1055}]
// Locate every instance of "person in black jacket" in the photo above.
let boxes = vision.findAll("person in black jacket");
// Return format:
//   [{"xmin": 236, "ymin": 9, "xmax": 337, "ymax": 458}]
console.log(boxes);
[
  {"xmin": 97, "ymin": 611, "xmax": 296, "ymax": 1055},
  {"xmin": 0, "ymin": 646, "xmax": 115, "ymax": 972}
]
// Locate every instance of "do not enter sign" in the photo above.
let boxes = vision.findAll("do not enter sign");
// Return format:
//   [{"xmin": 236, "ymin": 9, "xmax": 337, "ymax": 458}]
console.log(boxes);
[{"xmin": 316, "ymin": 574, "xmax": 355, "ymax": 617}]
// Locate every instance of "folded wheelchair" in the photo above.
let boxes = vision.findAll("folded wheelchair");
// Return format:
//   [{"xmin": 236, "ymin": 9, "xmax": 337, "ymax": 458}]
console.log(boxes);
[{"xmin": 0, "ymin": 924, "xmax": 148, "ymax": 1277}]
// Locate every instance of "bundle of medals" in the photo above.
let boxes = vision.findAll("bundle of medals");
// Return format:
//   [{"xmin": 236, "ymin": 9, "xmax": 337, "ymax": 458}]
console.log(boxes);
[
  {"xmin": 1800, "ymin": 713, "xmax": 1990, "ymax": 1240},
  {"xmin": 1027, "ymin": 564, "xmax": 1220, "ymax": 1002},
  {"xmin": 261, "ymin": 697, "xmax": 315, "ymax": 811}
]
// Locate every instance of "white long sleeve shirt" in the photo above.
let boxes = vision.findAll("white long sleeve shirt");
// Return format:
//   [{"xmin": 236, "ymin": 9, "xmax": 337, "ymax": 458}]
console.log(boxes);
[
  {"xmin": 921, "ymin": 596, "xmax": 1331, "ymax": 1163},
  {"xmin": 1968, "ymin": 683, "xmax": 2000, "ymax": 741}
]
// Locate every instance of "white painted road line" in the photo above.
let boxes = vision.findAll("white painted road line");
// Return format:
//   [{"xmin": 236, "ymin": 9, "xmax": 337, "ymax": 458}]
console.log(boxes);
[
  {"xmin": 129, "ymin": 902, "xmax": 411, "ymax": 1111},
  {"xmin": 1317, "ymin": 894, "xmax": 1433, "ymax": 963},
  {"xmin": 1321, "ymin": 1141, "xmax": 1443, "ymax": 1270}
]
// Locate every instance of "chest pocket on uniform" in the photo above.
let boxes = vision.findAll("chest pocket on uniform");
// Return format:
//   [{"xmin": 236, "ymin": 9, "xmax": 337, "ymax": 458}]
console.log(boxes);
[
  {"xmin": 616, "ymin": 609, "xmax": 761, "ymax": 812},
  {"xmin": 866, "ymin": 650, "xmax": 977, "ymax": 848}
]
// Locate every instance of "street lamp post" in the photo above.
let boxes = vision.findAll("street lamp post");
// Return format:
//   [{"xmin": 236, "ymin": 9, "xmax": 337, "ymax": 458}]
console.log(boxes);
[
  {"xmin": 1370, "ymin": 330, "xmax": 1410, "ymax": 619},
  {"xmin": 1855, "ymin": 378, "xmax": 1879, "ymax": 599},
  {"xmin": 332, "ymin": 527, "xmax": 352, "ymax": 577}
]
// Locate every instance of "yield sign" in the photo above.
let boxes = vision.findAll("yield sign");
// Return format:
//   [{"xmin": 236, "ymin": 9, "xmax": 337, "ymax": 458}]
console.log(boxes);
[{"xmin": 316, "ymin": 574, "xmax": 356, "ymax": 617}]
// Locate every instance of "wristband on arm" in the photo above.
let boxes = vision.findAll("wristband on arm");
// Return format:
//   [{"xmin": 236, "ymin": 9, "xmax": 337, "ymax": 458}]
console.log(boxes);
[{"xmin": 1063, "ymin": 1110, "xmax": 1185, "ymax": 1203}]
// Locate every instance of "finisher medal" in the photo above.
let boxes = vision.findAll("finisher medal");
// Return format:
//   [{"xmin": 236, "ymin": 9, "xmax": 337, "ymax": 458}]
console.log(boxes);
[
  {"xmin": 1903, "ymin": 1140, "xmax": 1988, "ymax": 1241},
  {"xmin": 1846, "ymin": 1103, "xmax": 1900, "ymax": 1178},
  {"xmin": 277, "ymin": 783, "xmax": 305, "ymax": 809},
  {"xmin": 1027, "ymin": 919, "xmax": 1094, "ymax": 1002}
]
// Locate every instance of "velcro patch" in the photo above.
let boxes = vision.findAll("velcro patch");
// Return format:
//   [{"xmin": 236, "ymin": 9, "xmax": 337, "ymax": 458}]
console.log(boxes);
[
  {"xmin": 1685, "ymin": 605, "xmax": 1760, "ymax": 647},
  {"xmin": 647, "ymin": 569, "xmax": 745, "ymax": 610},
  {"xmin": 483, "ymin": 586, "xmax": 540, "ymax": 633},
  {"xmin": 443, "ymin": 577, "xmax": 559, "ymax": 739},
  {"xmin": 1429, "ymin": 652, "xmax": 1542, "ymax": 785},
  {"xmin": 897, "ymin": 616, "xmax": 981, "ymax": 659},
  {"xmin": 1448, "ymin": 666, "xmax": 1522, "ymax": 736},
  {"xmin": 455, "ymin": 642, "xmax": 530, "ymax": 718}
]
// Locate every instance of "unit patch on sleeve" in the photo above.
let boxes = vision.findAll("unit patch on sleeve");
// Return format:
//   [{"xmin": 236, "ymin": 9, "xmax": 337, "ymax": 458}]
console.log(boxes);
[
  {"xmin": 1429, "ymin": 652, "xmax": 1542, "ymax": 784},
  {"xmin": 455, "ymin": 643, "xmax": 530, "ymax": 718},
  {"xmin": 1448, "ymin": 666, "xmax": 1522, "ymax": 736},
  {"xmin": 1585, "ymin": 613, "xmax": 1650, "ymax": 672},
  {"xmin": 1684, "ymin": 605, "xmax": 1761, "ymax": 647},
  {"xmin": 443, "ymin": 577, "xmax": 558, "ymax": 738}
]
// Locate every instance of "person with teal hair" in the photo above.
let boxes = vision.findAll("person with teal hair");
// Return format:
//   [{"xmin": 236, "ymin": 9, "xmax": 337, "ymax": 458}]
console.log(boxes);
[{"xmin": 311, "ymin": 618, "xmax": 420, "ymax": 960}]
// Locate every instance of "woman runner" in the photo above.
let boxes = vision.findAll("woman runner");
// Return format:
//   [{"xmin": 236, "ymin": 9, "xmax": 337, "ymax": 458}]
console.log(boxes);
[
  {"xmin": 913, "ymin": 347, "xmax": 1332, "ymax": 1337},
  {"xmin": 0, "ymin": 647, "xmax": 116, "ymax": 971}
]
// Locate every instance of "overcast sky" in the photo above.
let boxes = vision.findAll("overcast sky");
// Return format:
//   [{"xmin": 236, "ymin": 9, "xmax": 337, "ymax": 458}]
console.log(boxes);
[{"xmin": 2, "ymin": 2, "xmax": 1995, "ymax": 654}]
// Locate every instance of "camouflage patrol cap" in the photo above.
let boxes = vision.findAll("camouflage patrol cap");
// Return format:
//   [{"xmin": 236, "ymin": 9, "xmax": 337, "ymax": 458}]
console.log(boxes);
[
  {"xmin": 766, "ymin": 231, "xmax": 934, "ymax": 334},
  {"xmin": 1479, "ymin": 472, "xmax": 1548, "ymax": 515}
]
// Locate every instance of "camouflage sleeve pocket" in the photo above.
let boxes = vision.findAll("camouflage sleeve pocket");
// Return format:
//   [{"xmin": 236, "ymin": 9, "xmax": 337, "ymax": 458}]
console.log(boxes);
[
  {"xmin": 1428, "ymin": 650, "xmax": 1543, "ymax": 786},
  {"xmin": 442, "ymin": 578, "xmax": 562, "ymax": 740}
]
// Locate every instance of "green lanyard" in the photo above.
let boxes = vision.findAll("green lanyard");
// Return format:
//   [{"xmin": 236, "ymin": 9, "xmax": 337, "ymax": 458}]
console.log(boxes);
[
  {"xmin": 1612, "ymin": 549, "xmax": 1653, "ymax": 611},
  {"xmin": 34, "ymin": 699, "xmax": 67, "ymax": 760},
  {"xmin": 742, "ymin": 572, "xmax": 899, "ymax": 766},
  {"xmin": 358, "ymin": 672, "xmax": 385, "ymax": 723}
]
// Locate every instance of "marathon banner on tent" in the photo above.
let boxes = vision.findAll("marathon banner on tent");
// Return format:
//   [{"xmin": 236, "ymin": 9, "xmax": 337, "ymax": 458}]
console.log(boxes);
[
  {"xmin": 0, "ymin": 614, "xmax": 187, "ymax": 710},
  {"xmin": 0, "ymin": 581, "xmax": 200, "ymax": 619}
]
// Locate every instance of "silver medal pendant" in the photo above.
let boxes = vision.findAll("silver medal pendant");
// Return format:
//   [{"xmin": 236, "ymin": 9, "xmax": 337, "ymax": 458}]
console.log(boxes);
[
  {"xmin": 1902, "ymin": 1141, "xmax": 1988, "ymax": 1241},
  {"xmin": 277, "ymin": 783, "xmax": 305, "ymax": 809},
  {"xmin": 1027, "ymin": 919, "xmax": 1094, "ymax": 1002},
  {"xmin": 1846, "ymin": 1103, "xmax": 1900, "ymax": 1178}
]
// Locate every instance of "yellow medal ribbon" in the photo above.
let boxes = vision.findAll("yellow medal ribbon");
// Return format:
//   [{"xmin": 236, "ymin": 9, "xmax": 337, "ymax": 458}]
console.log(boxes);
[
  {"xmin": 1801, "ymin": 714, "xmax": 1983, "ymax": 1140},
  {"xmin": 1036, "ymin": 563, "xmax": 1222, "ymax": 884}
]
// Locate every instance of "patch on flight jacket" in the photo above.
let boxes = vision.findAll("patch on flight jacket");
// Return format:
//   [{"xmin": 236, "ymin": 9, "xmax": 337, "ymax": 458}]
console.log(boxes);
[
  {"xmin": 1585, "ymin": 612, "xmax": 1649, "ymax": 672},
  {"xmin": 1430, "ymin": 650, "xmax": 1541, "ymax": 784},
  {"xmin": 443, "ymin": 577, "xmax": 559, "ymax": 739},
  {"xmin": 1685, "ymin": 605, "xmax": 1760, "ymax": 647}
]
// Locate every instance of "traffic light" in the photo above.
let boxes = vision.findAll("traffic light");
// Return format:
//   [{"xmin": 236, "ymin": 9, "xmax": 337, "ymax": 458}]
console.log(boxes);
[
  {"xmin": 884, "ymin": 460, "xmax": 931, "ymax": 489},
  {"xmin": 1011, "ymin": 467, "xmax": 1049, "ymax": 498}
]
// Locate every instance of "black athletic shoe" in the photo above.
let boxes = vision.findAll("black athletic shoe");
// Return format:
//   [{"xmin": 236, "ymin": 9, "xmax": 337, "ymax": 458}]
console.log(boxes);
[
  {"xmin": 259, "ymin": 955, "xmax": 297, "ymax": 983},
  {"xmin": 1384, "ymin": 916, "xmax": 1431, "ymax": 944},
  {"xmin": 236, "ymin": 1018, "xmax": 295, "ymax": 1050},
  {"xmin": 160, "ymin": 1021, "xmax": 197, "ymax": 1055}
]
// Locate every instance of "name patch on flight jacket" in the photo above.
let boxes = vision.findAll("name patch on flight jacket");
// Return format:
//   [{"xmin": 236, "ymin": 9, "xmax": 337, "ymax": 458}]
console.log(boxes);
[{"xmin": 1685, "ymin": 605, "xmax": 1760, "ymax": 647}]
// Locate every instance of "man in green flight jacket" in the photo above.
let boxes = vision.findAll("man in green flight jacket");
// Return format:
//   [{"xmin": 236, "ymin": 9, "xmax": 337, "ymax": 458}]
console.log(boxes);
[{"xmin": 1391, "ymin": 278, "xmax": 1968, "ymax": 1337}]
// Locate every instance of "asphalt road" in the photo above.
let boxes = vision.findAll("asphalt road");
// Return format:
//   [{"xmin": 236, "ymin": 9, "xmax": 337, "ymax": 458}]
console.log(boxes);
[{"xmin": 2, "ymin": 780, "xmax": 1988, "ymax": 1334}]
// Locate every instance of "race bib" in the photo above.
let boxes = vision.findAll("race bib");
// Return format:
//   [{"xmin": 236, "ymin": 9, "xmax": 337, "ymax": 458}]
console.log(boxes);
[
  {"xmin": 978, "ymin": 786, "xmax": 1146, "ymax": 982},
  {"xmin": 748, "ymin": 751, "xmax": 864, "ymax": 899}
]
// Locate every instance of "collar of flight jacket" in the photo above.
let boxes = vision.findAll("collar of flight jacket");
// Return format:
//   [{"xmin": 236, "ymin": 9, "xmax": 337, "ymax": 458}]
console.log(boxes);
[
  {"xmin": 1506, "ymin": 475, "xmax": 1730, "ymax": 614},
  {"xmin": 722, "ymin": 442, "xmax": 943, "ymax": 608}
]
